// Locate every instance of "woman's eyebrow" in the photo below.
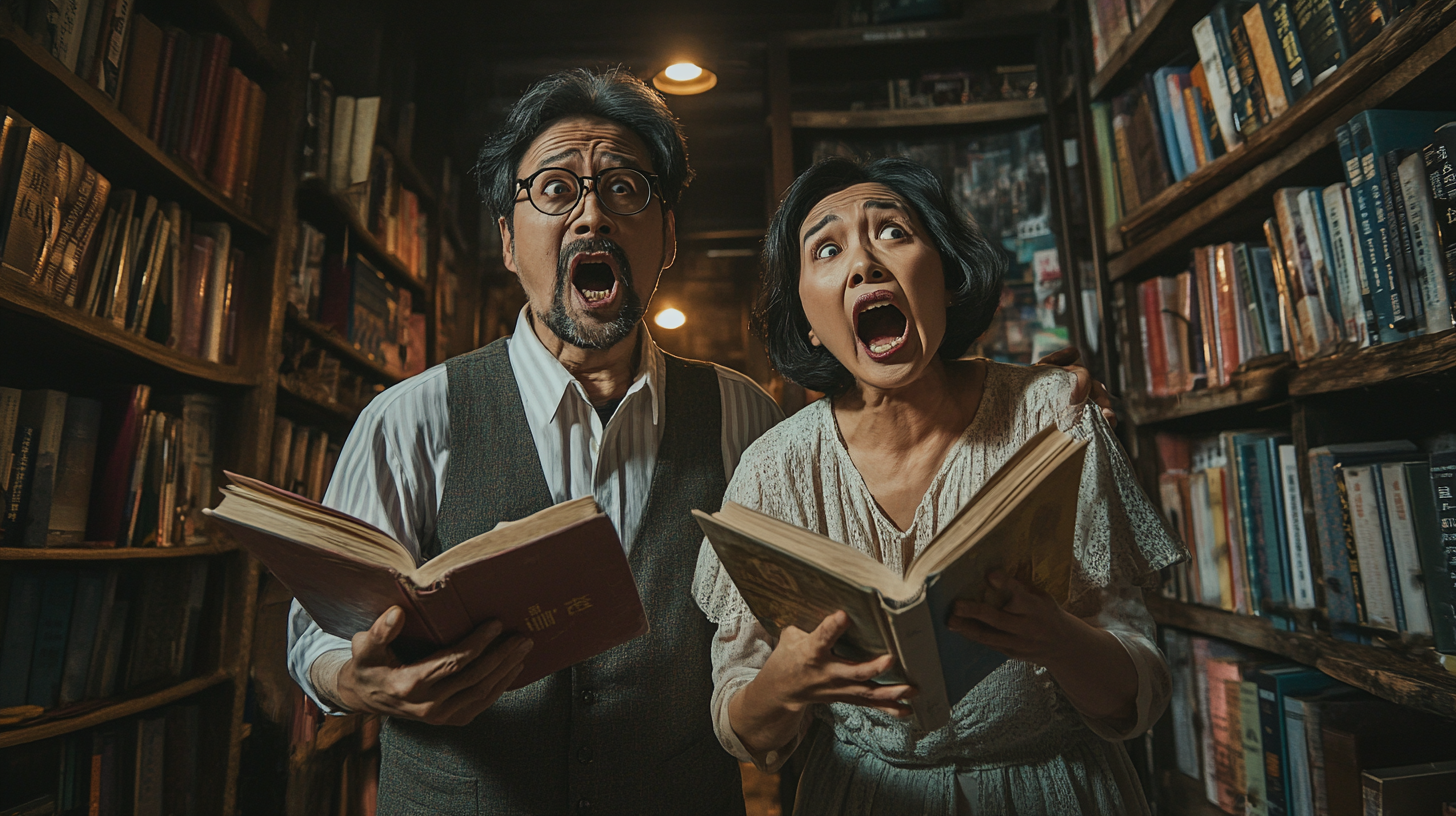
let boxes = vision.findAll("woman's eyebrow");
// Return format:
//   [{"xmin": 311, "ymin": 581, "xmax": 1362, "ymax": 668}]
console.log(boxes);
[{"xmin": 801, "ymin": 213, "xmax": 840, "ymax": 246}]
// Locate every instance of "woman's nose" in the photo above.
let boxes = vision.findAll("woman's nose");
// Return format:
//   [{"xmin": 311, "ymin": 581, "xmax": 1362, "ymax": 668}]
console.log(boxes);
[{"xmin": 849, "ymin": 267, "xmax": 887, "ymax": 287}]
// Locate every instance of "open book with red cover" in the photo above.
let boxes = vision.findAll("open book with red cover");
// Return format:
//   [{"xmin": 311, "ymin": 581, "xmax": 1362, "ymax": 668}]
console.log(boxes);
[{"xmin": 203, "ymin": 471, "xmax": 648, "ymax": 687}]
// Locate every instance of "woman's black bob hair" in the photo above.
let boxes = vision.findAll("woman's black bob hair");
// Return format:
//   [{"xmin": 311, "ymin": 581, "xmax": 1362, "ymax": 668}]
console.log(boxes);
[{"xmin": 756, "ymin": 156, "xmax": 1006, "ymax": 396}]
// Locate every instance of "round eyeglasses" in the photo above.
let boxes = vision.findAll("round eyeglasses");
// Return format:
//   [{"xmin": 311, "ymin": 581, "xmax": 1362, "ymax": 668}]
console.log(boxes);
[{"xmin": 515, "ymin": 167, "xmax": 659, "ymax": 217}]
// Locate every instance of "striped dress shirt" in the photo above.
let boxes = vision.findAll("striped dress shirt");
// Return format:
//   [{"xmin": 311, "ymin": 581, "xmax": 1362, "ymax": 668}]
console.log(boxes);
[{"xmin": 287, "ymin": 307, "xmax": 784, "ymax": 711}]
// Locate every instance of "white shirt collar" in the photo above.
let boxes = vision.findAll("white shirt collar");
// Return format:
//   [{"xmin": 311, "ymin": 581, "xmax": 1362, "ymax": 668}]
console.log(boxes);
[{"xmin": 507, "ymin": 307, "xmax": 663, "ymax": 429}]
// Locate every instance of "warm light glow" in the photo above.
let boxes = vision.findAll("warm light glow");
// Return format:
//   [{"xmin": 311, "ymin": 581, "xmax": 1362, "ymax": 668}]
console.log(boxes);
[
  {"xmin": 664, "ymin": 62, "xmax": 703, "ymax": 81},
  {"xmin": 654, "ymin": 308, "xmax": 686, "ymax": 329}
]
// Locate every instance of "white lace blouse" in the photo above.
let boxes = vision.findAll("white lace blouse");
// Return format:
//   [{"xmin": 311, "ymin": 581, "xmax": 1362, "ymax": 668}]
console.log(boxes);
[{"xmin": 691, "ymin": 362, "xmax": 1187, "ymax": 815}]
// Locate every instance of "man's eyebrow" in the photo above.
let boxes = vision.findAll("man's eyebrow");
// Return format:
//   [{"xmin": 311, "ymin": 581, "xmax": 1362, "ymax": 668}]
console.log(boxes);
[
  {"xmin": 802, "ymin": 213, "xmax": 839, "ymax": 246},
  {"xmin": 863, "ymin": 199, "xmax": 906, "ymax": 212},
  {"xmin": 535, "ymin": 149, "xmax": 579, "ymax": 170}
]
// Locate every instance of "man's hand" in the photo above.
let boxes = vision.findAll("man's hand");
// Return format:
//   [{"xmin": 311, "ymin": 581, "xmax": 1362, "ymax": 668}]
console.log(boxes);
[
  {"xmin": 335, "ymin": 606, "xmax": 533, "ymax": 726},
  {"xmin": 1035, "ymin": 346, "xmax": 1117, "ymax": 428}
]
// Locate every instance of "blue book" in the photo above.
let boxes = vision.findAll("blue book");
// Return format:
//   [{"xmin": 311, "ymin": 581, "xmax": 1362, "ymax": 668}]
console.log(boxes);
[
  {"xmin": 1165, "ymin": 70, "xmax": 1199, "ymax": 176},
  {"xmin": 1366, "ymin": 465, "xmax": 1407, "ymax": 632},
  {"xmin": 58, "ymin": 568, "xmax": 108, "ymax": 706},
  {"xmin": 0, "ymin": 568, "xmax": 44, "ymax": 707},
  {"xmin": 1153, "ymin": 66, "xmax": 1191, "ymax": 181},
  {"xmin": 1250, "ymin": 665, "xmax": 1340, "ymax": 816},
  {"xmin": 1339, "ymin": 120, "xmax": 1405, "ymax": 344},
  {"xmin": 26, "ymin": 569, "xmax": 76, "ymax": 708},
  {"xmin": 1262, "ymin": 438, "xmax": 1297, "ymax": 611},
  {"xmin": 1305, "ymin": 441, "xmax": 1417, "ymax": 632},
  {"xmin": 1236, "ymin": 435, "xmax": 1292, "ymax": 627},
  {"xmin": 1189, "ymin": 85, "xmax": 1221, "ymax": 162},
  {"xmin": 1250, "ymin": 247, "xmax": 1287, "ymax": 354},
  {"xmin": 1347, "ymin": 110, "xmax": 1456, "ymax": 337},
  {"xmin": 1305, "ymin": 188, "xmax": 1348, "ymax": 335}
]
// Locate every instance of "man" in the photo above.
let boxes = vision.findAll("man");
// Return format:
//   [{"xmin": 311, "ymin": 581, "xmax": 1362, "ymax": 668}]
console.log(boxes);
[{"xmin": 287, "ymin": 67, "xmax": 1111, "ymax": 815}]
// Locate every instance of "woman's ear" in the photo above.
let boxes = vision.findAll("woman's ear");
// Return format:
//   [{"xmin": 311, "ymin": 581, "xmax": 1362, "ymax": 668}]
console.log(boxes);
[{"xmin": 808, "ymin": 329, "xmax": 821, "ymax": 347}]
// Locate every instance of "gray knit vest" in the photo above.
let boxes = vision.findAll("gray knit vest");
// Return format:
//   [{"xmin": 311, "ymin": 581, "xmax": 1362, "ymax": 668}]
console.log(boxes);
[{"xmin": 377, "ymin": 338, "xmax": 747, "ymax": 816}]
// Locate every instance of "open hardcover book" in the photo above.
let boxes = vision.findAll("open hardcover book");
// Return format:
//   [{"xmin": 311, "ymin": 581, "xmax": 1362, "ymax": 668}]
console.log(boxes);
[
  {"xmin": 692, "ymin": 424, "xmax": 1087, "ymax": 731},
  {"xmin": 204, "ymin": 472, "xmax": 648, "ymax": 687}
]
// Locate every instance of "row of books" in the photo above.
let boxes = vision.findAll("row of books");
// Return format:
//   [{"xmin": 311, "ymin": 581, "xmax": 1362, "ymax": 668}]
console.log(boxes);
[
  {"xmin": 318, "ymin": 253, "xmax": 427, "ymax": 377},
  {"xmin": 11, "ymin": 2, "xmax": 270, "ymax": 209},
  {"xmin": 0, "ymin": 386, "xmax": 218, "ymax": 550},
  {"xmin": 278, "ymin": 330, "xmax": 393, "ymax": 419},
  {"xmin": 1163, "ymin": 629, "xmax": 1456, "ymax": 816},
  {"xmin": 1128, "ymin": 112, "xmax": 1456, "ymax": 396},
  {"xmin": 284, "ymin": 694, "xmax": 379, "ymax": 816},
  {"xmin": 267, "ymin": 417, "xmax": 340, "ymax": 505},
  {"xmin": 1090, "ymin": 0, "xmax": 1405, "ymax": 224},
  {"xmin": 0, "ymin": 702, "xmax": 204, "ymax": 816},
  {"xmin": 0, "ymin": 111, "xmax": 245, "ymax": 364},
  {"xmin": 368, "ymin": 148, "xmax": 430, "ymax": 283},
  {"xmin": 1156, "ymin": 432, "xmax": 1456, "ymax": 649},
  {"xmin": 0, "ymin": 561, "xmax": 212, "ymax": 712}
]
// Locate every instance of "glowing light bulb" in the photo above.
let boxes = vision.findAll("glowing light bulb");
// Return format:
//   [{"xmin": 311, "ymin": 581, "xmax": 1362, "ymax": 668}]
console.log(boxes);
[
  {"xmin": 664, "ymin": 63, "xmax": 703, "ymax": 82},
  {"xmin": 654, "ymin": 308, "xmax": 686, "ymax": 329}
]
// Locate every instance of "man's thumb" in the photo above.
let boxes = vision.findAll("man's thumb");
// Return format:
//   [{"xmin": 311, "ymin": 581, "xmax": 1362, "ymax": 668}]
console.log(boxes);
[{"xmin": 357, "ymin": 606, "xmax": 405, "ymax": 659}]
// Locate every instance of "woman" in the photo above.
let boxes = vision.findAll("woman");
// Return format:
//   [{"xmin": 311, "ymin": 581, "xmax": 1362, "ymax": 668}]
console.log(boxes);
[{"xmin": 692, "ymin": 157, "xmax": 1185, "ymax": 814}]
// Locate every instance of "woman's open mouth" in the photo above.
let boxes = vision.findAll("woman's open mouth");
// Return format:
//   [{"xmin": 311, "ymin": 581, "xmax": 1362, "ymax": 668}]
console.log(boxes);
[
  {"xmin": 853, "ymin": 291, "xmax": 909, "ymax": 361},
  {"xmin": 571, "ymin": 252, "xmax": 620, "ymax": 310}
]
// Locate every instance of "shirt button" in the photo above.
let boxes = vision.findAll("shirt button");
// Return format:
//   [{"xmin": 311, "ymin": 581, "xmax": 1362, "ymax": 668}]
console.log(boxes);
[
  {"xmin": 578, "ymin": 746, "xmax": 593, "ymax": 764},
  {"xmin": 578, "ymin": 798, "xmax": 592, "ymax": 813},
  {"xmin": 579, "ymin": 689, "xmax": 596, "ymax": 705}
]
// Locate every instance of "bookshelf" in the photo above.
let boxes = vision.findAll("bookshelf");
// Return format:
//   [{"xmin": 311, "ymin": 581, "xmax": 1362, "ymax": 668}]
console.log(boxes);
[
  {"xmin": 1067, "ymin": 0, "xmax": 1456, "ymax": 811},
  {"xmin": 0, "ymin": 0, "xmax": 478, "ymax": 813}
]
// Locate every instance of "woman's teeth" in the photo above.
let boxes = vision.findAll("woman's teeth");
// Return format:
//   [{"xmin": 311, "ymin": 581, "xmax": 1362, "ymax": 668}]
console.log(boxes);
[{"xmin": 869, "ymin": 338, "xmax": 901, "ymax": 353}]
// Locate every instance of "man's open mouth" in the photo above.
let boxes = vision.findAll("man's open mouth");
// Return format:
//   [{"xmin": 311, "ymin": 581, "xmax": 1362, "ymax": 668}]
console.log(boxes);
[
  {"xmin": 571, "ymin": 252, "xmax": 620, "ymax": 309},
  {"xmin": 853, "ymin": 291, "xmax": 909, "ymax": 360}
]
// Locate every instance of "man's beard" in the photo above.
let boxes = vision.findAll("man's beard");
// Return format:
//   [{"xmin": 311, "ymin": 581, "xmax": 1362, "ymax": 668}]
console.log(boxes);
[{"xmin": 540, "ymin": 238, "xmax": 644, "ymax": 350}]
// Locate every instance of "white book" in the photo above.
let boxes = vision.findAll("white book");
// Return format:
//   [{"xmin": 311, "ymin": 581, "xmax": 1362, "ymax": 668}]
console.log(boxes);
[
  {"xmin": 1341, "ymin": 464, "xmax": 1399, "ymax": 630},
  {"xmin": 1397, "ymin": 152, "xmax": 1452, "ymax": 332},
  {"xmin": 1296, "ymin": 188, "xmax": 1344, "ymax": 346},
  {"xmin": 1321, "ymin": 183, "xmax": 1369, "ymax": 347},
  {"xmin": 349, "ymin": 97, "xmax": 382, "ymax": 187},
  {"xmin": 1279, "ymin": 444, "xmax": 1317, "ymax": 610},
  {"xmin": 53, "ymin": 0, "xmax": 91, "ymax": 72},
  {"xmin": 191, "ymin": 222, "xmax": 232, "ymax": 363},
  {"xmin": 1379, "ymin": 462, "xmax": 1434, "ymax": 634},
  {"xmin": 1283, "ymin": 695, "xmax": 1315, "ymax": 816},
  {"xmin": 1192, "ymin": 17, "xmax": 1242, "ymax": 152},
  {"xmin": 329, "ymin": 95, "xmax": 356, "ymax": 191}
]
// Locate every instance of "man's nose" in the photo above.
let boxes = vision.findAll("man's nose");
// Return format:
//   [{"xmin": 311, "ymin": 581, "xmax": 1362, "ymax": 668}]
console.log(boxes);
[{"xmin": 569, "ymin": 182, "xmax": 613, "ymax": 236}]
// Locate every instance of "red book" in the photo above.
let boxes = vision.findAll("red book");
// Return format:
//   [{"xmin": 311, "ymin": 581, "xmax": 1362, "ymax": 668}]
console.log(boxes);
[
  {"xmin": 1192, "ymin": 246, "xmax": 1222, "ymax": 387},
  {"xmin": 1213, "ymin": 243, "xmax": 1242, "ymax": 383},
  {"xmin": 235, "ymin": 80, "xmax": 267, "ymax": 210},
  {"xmin": 149, "ymin": 27, "xmax": 182, "ymax": 145},
  {"xmin": 85, "ymin": 385, "xmax": 151, "ymax": 544},
  {"xmin": 186, "ymin": 34, "xmax": 233, "ymax": 169},
  {"xmin": 208, "ymin": 68, "xmax": 249, "ymax": 196},
  {"xmin": 180, "ymin": 234, "xmax": 214, "ymax": 358},
  {"xmin": 204, "ymin": 472, "xmax": 649, "ymax": 681},
  {"xmin": 1140, "ymin": 278, "xmax": 1169, "ymax": 397}
]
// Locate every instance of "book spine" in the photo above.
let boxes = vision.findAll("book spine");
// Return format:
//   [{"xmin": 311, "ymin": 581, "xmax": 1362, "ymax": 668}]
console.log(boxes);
[
  {"xmin": 1355, "ymin": 113, "xmax": 1417, "ymax": 336},
  {"xmin": 1428, "ymin": 453, "xmax": 1456, "ymax": 653},
  {"xmin": 94, "ymin": 0, "xmax": 132, "ymax": 99},
  {"xmin": 1321, "ymin": 183, "xmax": 1368, "ymax": 345},
  {"xmin": 1279, "ymin": 445, "xmax": 1317, "ymax": 609},
  {"xmin": 1193, "ymin": 16, "xmax": 1243, "ymax": 152},
  {"xmin": 1154, "ymin": 70, "xmax": 1188, "ymax": 181},
  {"xmin": 26, "ymin": 568, "xmax": 76, "ymax": 708},
  {"xmin": 1334, "ymin": 0, "xmax": 1386, "ymax": 52},
  {"xmin": 1336, "ymin": 128, "xmax": 1383, "ymax": 343},
  {"xmin": 1309, "ymin": 451, "xmax": 1361, "ymax": 625},
  {"xmin": 1343, "ymin": 116, "xmax": 1403, "ymax": 343},
  {"xmin": 2, "ymin": 128, "xmax": 62, "ymax": 280},
  {"xmin": 1245, "ymin": 4, "xmax": 1289, "ymax": 118},
  {"xmin": 1283, "ymin": 696, "xmax": 1314, "ymax": 816},
  {"xmin": 1291, "ymin": 0, "xmax": 1345, "ymax": 85},
  {"xmin": 882, "ymin": 595, "xmax": 951, "ymax": 732},
  {"xmin": 1229, "ymin": 12, "xmax": 1270, "ymax": 134},
  {"xmin": 2, "ymin": 426, "xmax": 36, "ymax": 545},
  {"xmin": 1380, "ymin": 149, "xmax": 1425, "ymax": 329},
  {"xmin": 0, "ymin": 568, "xmax": 44, "ymax": 706},
  {"xmin": 1367, "ymin": 464, "xmax": 1408, "ymax": 632},
  {"xmin": 1168, "ymin": 73, "xmax": 1200, "ymax": 178},
  {"xmin": 58, "ymin": 568, "xmax": 105, "ymax": 705},
  {"xmin": 1381, "ymin": 463, "xmax": 1433, "ymax": 635},
  {"xmin": 21, "ymin": 390, "xmax": 70, "ymax": 550},
  {"xmin": 1240, "ymin": 678, "xmax": 1269, "ymax": 816},
  {"xmin": 147, "ymin": 29, "xmax": 177, "ymax": 143},
  {"xmin": 1343, "ymin": 464, "xmax": 1396, "ymax": 629},
  {"xmin": 1299, "ymin": 189, "xmax": 1345, "ymax": 346},
  {"xmin": 1112, "ymin": 103, "xmax": 1143, "ymax": 213},
  {"xmin": 1399, "ymin": 153, "xmax": 1452, "ymax": 332},
  {"xmin": 1268, "ymin": 0, "xmax": 1314, "ymax": 100}
]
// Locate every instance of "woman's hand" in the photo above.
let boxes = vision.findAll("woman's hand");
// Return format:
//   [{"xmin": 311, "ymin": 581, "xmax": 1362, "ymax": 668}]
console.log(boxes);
[
  {"xmin": 948, "ymin": 571, "xmax": 1139, "ymax": 725},
  {"xmin": 1036, "ymin": 346, "xmax": 1117, "ymax": 428},
  {"xmin": 729, "ymin": 612, "xmax": 916, "ymax": 757}
]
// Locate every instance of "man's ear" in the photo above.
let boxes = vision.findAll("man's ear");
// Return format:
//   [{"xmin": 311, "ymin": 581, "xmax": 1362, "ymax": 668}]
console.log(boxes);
[
  {"xmin": 498, "ymin": 216, "xmax": 518, "ymax": 273},
  {"xmin": 660, "ymin": 208, "xmax": 678, "ymax": 271}
]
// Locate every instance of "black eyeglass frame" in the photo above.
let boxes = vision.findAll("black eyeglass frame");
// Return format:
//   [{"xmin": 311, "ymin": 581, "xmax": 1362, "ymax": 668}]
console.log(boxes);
[{"xmin": 514, "ymin": 166, "xmax": 662, "ymax": 217}]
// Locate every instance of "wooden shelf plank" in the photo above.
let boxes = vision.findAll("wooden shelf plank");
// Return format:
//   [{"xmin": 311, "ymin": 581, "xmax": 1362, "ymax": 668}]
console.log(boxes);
[
  {"xmin": 791, "ymin": 98, "xmax": 1047, "ymax": 129},
  {"xmin": 0, "ymin": 540, "xmax": 237, "ymax": 561},
  {"xmin": 1289, "ymin": 329, "xmax": 1456, "ymax": 396},
  {"xmin": 295, "ymin": 180, "xmax": 427, "ymax": 295},
  {"xmin": 1086, "ymin": 0, "xmax": 1196, "ymax": 100},
  {"xmin": 0, "ymin": 273, "xmax": 256, "ymax": 386},
  {"xmin": 276, "ymin": 380, "xmax": 362, "ymax": 426},
  {"xmin": 0, "ymin": 671, "xmax": 231, "ymax": 749},
  {"xmin": 782, "ymin": 2, "xmax": 1056, "ymax": 49},
  {"xmin": 0, "ymin": 22, "xmax": 270, "ymax": 239},
  {"xmin": 1104, "ymin": 3, "xmax": 1456, "ymax": 281},
  {"xmin": 1125, "ymin": 358, "xmax": 1289, "ymax": 425},
  {"xmin": 286, "ymin": 306, "xmax": 401, "ymax": 385},
  {"xmin": 1148, "ymin": 596, "xmax": 1456, "ymax": 720},
  {"xmin": 203, "ymin": 0, "xmax": 289, "ymax": 77}
]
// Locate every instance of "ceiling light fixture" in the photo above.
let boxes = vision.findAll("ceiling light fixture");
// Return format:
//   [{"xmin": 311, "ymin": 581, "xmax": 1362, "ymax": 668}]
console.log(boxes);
[
  {"xmin": 652, "ymin": 61, "xmax": 717, "ymax": 95},
  {"xmin": 654, "ymin": 308, "xmax": 686, "ymax": 329}
]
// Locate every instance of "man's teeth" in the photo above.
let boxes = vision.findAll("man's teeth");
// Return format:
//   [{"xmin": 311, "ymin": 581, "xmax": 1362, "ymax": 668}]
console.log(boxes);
[{"xmin": 582, "ymin": 289, "xmax": 611, "ymax": 302}]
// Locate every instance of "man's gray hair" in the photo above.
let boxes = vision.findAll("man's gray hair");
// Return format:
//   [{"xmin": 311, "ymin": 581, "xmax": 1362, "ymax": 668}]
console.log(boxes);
[{"xmin": 474, "ymin": 67, "xmax": 694, "ymax": 228}]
